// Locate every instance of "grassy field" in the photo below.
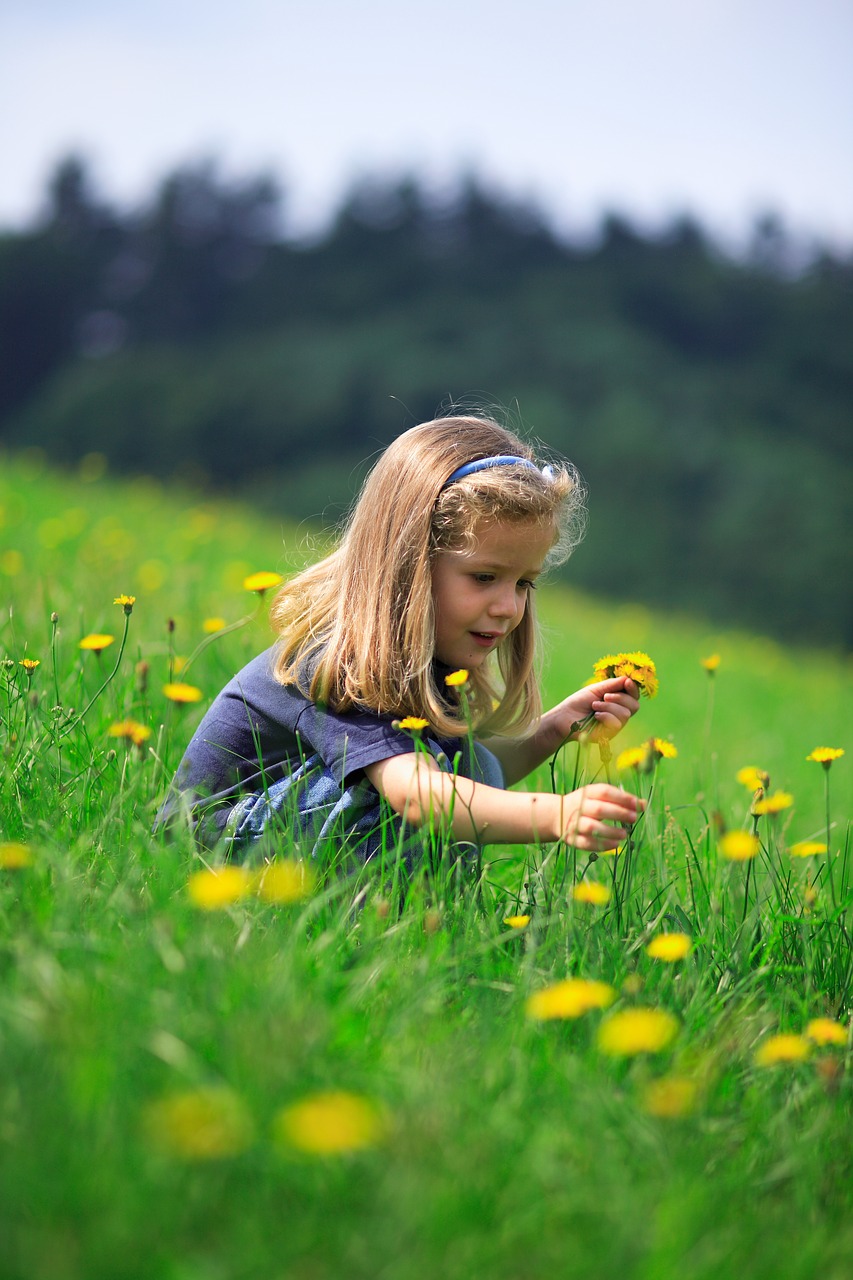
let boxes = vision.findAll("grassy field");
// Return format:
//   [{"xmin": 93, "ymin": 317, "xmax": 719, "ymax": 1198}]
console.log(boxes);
[{"xmin": 1, "ymin": 451, "xmax": 851, "ymax": 1280}]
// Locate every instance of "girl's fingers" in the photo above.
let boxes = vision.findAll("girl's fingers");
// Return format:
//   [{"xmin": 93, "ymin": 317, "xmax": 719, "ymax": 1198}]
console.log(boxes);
[{"xmin": 564, "ymin": 824, "xmax": 629, "ymax": 850}]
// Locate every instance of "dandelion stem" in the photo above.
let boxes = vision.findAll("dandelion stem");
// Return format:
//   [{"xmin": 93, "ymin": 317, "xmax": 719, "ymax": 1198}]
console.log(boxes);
[
  {"xmin": 824, "ymin": 771, "xmax": 837, "ymax": 911},
  {"xmin": 58, "ymin": 611, "xmax": 131, "ymax": 739},
  {"xmin": 178, "ymin": 603, "xmax": 262, "ymax": 678}
]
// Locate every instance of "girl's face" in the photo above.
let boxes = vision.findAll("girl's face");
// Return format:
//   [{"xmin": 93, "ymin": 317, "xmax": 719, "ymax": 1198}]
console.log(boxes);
[{"xmin": 431, "ymin": 519, "xmax": 554, "ymax": 671}]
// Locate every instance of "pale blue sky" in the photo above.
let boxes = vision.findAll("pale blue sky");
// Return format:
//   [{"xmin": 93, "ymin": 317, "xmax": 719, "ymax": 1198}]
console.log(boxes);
[{"xmin": 2, "ymin": 0, "xmax": 851, "ymax": 250}]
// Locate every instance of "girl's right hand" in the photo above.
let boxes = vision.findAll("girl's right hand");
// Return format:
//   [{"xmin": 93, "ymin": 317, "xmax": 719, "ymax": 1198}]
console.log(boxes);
[{"xmin": 556, "ymin": 784, "xmax": 645, "ymax": 850}]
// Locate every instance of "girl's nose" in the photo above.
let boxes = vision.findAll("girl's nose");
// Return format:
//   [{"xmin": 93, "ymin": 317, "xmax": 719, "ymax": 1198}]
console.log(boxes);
[{"xmin": 489, "ymin": 585, "xmax": 521, "ymax": 620}]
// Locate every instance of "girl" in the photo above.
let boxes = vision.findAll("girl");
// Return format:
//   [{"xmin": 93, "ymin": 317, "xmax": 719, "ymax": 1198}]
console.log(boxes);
[{"xmin": 162, "ymin": 415, "xmax": 644, "ymax": 863}]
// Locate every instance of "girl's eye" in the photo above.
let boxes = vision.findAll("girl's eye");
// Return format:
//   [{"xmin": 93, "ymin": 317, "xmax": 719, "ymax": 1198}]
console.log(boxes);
[
  {"xmin": 518, "ymin": 579, "xmax": 536, "ymax": 591},
  {"xmin": 472, "ymin": 573, "xmax": 494, "ymax": 584}
]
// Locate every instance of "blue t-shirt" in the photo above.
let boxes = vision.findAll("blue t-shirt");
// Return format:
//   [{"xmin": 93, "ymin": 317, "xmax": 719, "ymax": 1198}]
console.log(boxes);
[{"xmin": 159, "ymin": 646, "xmax": 504, "ymax": 854}]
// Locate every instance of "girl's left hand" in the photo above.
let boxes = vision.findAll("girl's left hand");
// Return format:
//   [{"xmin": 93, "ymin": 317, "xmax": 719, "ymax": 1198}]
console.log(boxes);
[{"xmin": 552, "ymin": 677, "xmax": 640, "ymax": 745}]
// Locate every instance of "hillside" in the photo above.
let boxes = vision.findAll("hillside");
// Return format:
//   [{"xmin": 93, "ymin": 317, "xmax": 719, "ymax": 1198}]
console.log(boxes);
[{"xmin": 1, "ymin": 160, "xmax": 851, "ymax": 646}]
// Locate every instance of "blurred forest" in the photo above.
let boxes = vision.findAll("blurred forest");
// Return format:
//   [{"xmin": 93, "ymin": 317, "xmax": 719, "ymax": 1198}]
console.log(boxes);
[{"xmin": 1, "ymin": 156, "xmax": 851, "ymax": 646}]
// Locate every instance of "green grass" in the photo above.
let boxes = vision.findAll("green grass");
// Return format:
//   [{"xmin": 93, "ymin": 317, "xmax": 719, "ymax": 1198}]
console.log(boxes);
[{"xmin": 1, "ymin": 451, "xmax": 852, "ymax": 1280}]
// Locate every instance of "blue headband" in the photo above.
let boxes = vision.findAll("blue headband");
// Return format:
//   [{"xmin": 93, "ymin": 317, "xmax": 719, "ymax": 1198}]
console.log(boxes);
[{"xmin": 441, "ymin": 455, "xmax": 555, "ymax": 488}]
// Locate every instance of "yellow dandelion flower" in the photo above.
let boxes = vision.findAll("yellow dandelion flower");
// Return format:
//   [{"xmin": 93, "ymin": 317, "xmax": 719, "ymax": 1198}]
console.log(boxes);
[
  {"xmin": 790, "ymin": 840, "xmax": 827, "ymax": 858},
  {"xmin": 598, "ymin": 1008, "xmax": 679, "ymax": 1056},
  {"xmin": 143, "ymin": 1086, "xmax": 253, "ymax": 1160},
  {"xmin": 444, "ymin": 669, "xmax": 469, "ymax": 688},
  {"xmin": 19, "ymin": 658, "xmax": 40, "ymax": 671},
  {"xmin": 397, "ymin": 716, "xmax": 429, "ymax": 731},
  {"xmin": 640, "ymin": 1076, "xmax": 698, "ymax": 1118},
  {"xmin": 274, "ymin": 1091, "xmax": 385, "ymax": 1155},
  {"xmin": 113, "ymin": 594, "xmax": 136, "ymax": 614},
  {"xmin": 592, "ymin": 651, "xmax": 658, "ymax": 698},
  {"xmin": 806, "ymin": 747, "xmax": 845, "ymax": 767},
  {"xmin": 700, "ymin": 654, "xmax": 720, "ymax": 673},
  {"xmin": 719, "ymin": 831, "xmax": 760, "ymax": 861},
  {"xmin": 163, "ymin": 682, "xmax": 204, "ymax": 704},
  {"xmin": 737, "ymin": 766, "xmax": 769, "ymax": 791},
  {"xmin": 243, "ymin": 571, "xmax": 283, "ymax": 594},
  {"xmin": 108, "ymin": 719, "xmax": 152, "ymax": 746},
  {"xmin": 752, "ymin": 790, "xmax": 793, "ymax": 815},
  {"xmin": 573, "ymin": 882, "xmax": 612, "ymax": 906},
  {"xmin": 645, "ymin": 932, "xmax": 692, "ymax": 962},
  {"xmin": 0, "ymin": 841, "xmax": 32, "ymax": 869},
  {"xmin": 79, "ymin": 633, "xmax": 114, "ymax": 653},
  {"xmin": 616, "ymin": 746, "xmax": 646, "ymax": 771},
  {"xmin": 202, "ymin": 617, "xmax": 227, "ymax": 633},
  {"xmin": 525, "ymin": 978, "xmax": 615, "ymax": 1021},
  {"xmin": 806, "ymin": 1018, "xmax": 847, "ymax": 1047},
  {"xmin": 503, "ymin": 915, "xmax": 531, "ymax": 929},
  {"xmin": 252, "ymin": 860, "xmax": 315, "ymax": 904},
  {"xmin": 187, "ymin": 866, "xmax": 252, "ymax": 910},
  {"xmin": 616, "ymin": 740, "xmax": 674, "ymax": 771},
  {"xmin": 754, "ymin": 1034, "xmax": 810, "ymax": 1066}
]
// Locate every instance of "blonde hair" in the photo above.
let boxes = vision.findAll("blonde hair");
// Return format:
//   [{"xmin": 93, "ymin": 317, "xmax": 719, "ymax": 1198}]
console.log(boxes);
[{"xmin": 270, "ymin": 415, "xmax": 585, "ymax": 737}]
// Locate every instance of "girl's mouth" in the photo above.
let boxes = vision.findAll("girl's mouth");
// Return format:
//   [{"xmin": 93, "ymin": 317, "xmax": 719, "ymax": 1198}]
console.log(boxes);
[{"xmin": 471, "ymin": 632, "xmax": 500, "ymax": 647}]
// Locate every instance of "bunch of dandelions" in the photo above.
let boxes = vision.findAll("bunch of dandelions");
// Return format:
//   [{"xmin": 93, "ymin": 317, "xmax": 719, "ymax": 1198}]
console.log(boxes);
[{"xmin": 565, "ymin": 651, "xmax": 659, "ymax": 780}]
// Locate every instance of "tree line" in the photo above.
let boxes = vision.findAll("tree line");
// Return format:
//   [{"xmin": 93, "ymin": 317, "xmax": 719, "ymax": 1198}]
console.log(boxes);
[{"xmin": 1, "ymin": 157, "xmax": 851, "ymax": 645}]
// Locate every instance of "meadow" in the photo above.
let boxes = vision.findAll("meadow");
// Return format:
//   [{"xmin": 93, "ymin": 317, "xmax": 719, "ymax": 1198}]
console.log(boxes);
[{"xmin": 1, "ymin": 450, "xmax": 851, "ymax": 1280}]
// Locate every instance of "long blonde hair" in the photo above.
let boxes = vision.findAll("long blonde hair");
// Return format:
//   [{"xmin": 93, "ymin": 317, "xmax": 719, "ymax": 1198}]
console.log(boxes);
[{"xmin": 270, "ymin": 415, "xmax": 585, "ymax": 736}]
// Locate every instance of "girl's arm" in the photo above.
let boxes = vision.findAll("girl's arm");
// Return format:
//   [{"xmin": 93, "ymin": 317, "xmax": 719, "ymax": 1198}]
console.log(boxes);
[
  {"xmin": 481, "ymin": 676, "xmax": 640, "ymax": 787},
  {"xmin": 364, "ymin": 752, "xmax": 644, "ymax": 849}
]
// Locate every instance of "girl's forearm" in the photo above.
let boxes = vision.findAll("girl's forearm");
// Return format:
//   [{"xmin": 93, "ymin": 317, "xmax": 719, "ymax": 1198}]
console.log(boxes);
[{"xmin": 366, "ymin": 754, "xmax": 560, "ymax": 844}]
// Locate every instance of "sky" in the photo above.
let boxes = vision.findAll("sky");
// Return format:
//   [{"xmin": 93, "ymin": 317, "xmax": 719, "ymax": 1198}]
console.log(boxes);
[{"xmin": 2, "ymin": 0, "xmax": 852, "ymax": 252}]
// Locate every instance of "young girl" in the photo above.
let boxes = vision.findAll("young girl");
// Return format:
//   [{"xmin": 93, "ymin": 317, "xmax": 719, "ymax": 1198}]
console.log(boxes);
[{"xmin": 162, "ymin": 415, "xmax": 644, "ymax": 863}]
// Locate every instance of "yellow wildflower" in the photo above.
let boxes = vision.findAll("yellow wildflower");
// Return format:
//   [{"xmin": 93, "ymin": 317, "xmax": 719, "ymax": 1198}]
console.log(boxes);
[
  {"xmin": 573, "ymin": 882, "xmax": 611, "ymax": 906},
  {"xmin": 700, "ymin": 654, "xmax": 720, "ymax": 673},
  {"xmin": 616, "ymin": 746, "xmax": 646, "ymax": 771},
  {"xmin": 143, "ymin": 1086, "xmax": 253, "ymax": 1160},
  {"xmin": 719, "ymin": 831, "xmax": 760, "ymax": 862},
  {"xmin": 113, "ymin": 594, "xmax": 136, "ymax": 614},
  {"xmin": 202, "ymin": 617, "xmax": 227, "ymax": 633},
  {"xmin": 592, "ymin": 651, "xmax": 658, "ymax": 698},
  {"xmin": 19, "ymin": 658, "xmax": 40, "ymax": 671},
  {"xmin": 754, "ymin": 1034, "xmax": 810, "ymax": 1066},
  {"xmin": 243, "ymin": 571, "xmax": 283, "ymax": 594},
  {"xmin": 598, "ymin": 1008, "xmax": 679, "ymax": 1056},
  {"xmin": 640, "ymin": 1076, "xmax": 698, "ymax": 1118},
  {"xmin": 0, "ymin": 841, "xmax": 32, "ymax": 869},
  {"xmin": 503, "ymin": 915, "xmax": 531, "ymax": 929},
  {"xmin": 397, "ymin": 716, "xmax": 429, "ymax": 731},
  {"xmin": 645, "ymin": 933, "xmax": 692, "ymax": 962},
  {"xmin": 806, "ymin": 747, "xmax": 845, "ymax": 768},
  {"xmin": 806, "ymin": 1018, "xmax": 847, "ymax": 1047},
  {"xmin": 108, "ymin": 719, "xmax": 152, "ymax": 747},
  {"xmin": 752, "ymin": 791, "xmax": 793, "ymax": 815},
  {"xmin": 790, "ymin": 840, "xmax": 827, "ymax": 858},
  {"xmin": 79, "ymin": 633, "xmax": 114, "ymax": 653},
  {"xmin": 187, "ymin": 866, "xmax": 252, "ymax": 910},
  {"xmin": 444, "ymin": 669, "xmax": 469, "ymax": 688},
  {"xmin": 525, "ymin": 978, "xmax": 615, "ymax": 1021},
  {"xmin": 252, "ymin": 860, "xmax": 315, "ymax": 904},
  {"xmin": 163, "ymin": 682, "xmax": 204, "ymax": 704},
  {"xmin": 616, "ymin": 739, "xmax": 675, "ymax": 772},
  {"xmin": 737, "ymin": 766, "xmax": 769, "ymax": 791},
  {"xmin": 274, "ymin": 1091, "xmax": 385, "ymax": 1155}
]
